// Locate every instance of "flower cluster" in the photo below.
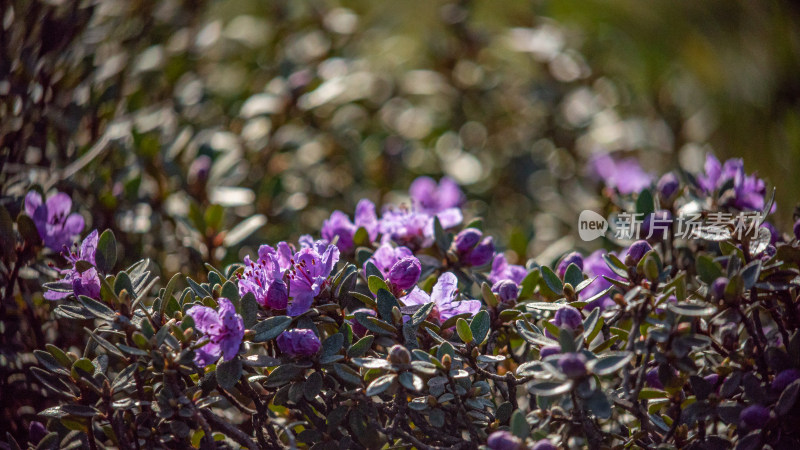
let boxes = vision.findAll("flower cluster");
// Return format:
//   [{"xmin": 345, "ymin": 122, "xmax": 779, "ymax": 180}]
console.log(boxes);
[{"xmin": 21, "ymin": 158, "xmax": 800, "ymax": 450}]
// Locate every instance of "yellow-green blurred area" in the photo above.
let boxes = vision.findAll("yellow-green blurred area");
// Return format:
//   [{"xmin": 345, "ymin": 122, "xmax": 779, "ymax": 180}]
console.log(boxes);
[{"xmin": 3, "ymin": 0, "xmax": 799, "ymax": 278}]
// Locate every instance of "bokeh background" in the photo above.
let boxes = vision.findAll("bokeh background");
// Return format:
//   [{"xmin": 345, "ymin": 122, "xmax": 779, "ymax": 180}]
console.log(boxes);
[{"xmin": 3, "ymin": 0, "xmax": 800, "ymax": 280}]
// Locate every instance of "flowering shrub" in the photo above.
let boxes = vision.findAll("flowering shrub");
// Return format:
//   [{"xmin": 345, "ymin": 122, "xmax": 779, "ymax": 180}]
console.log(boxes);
[{"xmin": 3, "ymin": 154, "xmax": 800, "ymax": 450}]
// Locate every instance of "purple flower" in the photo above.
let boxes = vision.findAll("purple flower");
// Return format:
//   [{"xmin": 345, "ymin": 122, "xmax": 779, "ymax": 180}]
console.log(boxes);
[
  {"xmin": 657, "ymin": 172, "xmax": 680, "ymax": 199},
  {"xmin": 187, "ymin": 298, "xmax": 244, "ymax": 367},
  {"xmin": 771, "ymin": 369, "xmax": 800, "ymax": 393},
  {"xmin": 739, "ymin": 405, "xmax": 770, "ymax": 430},
  {"xmin": 239, "ymin": 246, "xmax": 288, "ymax": 309},
  {"xmin": 588, "ymin": 153, "xmax": 653, "ymax": 195},
  {"xmin": 558, "ymin": 352, "xmax": 588, "ymax": 378},
  {"xmin": 378, "ymin": 207, "xmax": 434, "ymax": 250},
  {"xmin": 25, "ymin": 190, "xmax": 85, "ymax": 251},
  {"xmin": 350, "ymin": 308, "xmax": 377, "ymax": 337},
  {"xmin": 401, "ymin": 272, "xmax": 481, "ymax": 324},
  {"xmin": 697, "ymin": 154, "xmax": 772, "ymax": 211},
  {"xmin": 28, "ymin": 421, "xmax": 47, "ymax": 445},
  {"xmin": 579, "ymin": 250, "xmax": 621, "ymax": 311},
  {"xmin": 387, "ymin": 257, "xmax": 422, "ymax": 291},
  {"xmin": 488, "ymin": 254, "xmax": 527, "ymax": 285},
  {"xmin": 285, "ymin": 244, "xmax": 340, "ymax": 316},
  {"xmin": 321, "ymin": 199, "xmax": 379, "ymax": 253},
  {"xmin": 704, "ymin": 373, "xmax": 720, "ymax": 389},
  {"xmin": 486, "ymin": 430, "xmax": 522, "ymax": 450},
  {"xmin": 365, "ymin": 243, "xmax": 414, "ymax": 277},
  {"xmin": 44, "ymin": 230, "xmax": 101, "ymax": 301},
  {"xmin": 491, "ymin": 280, "xmax": 519, "ymax": 303},
  {"xmin": 540, "ymin": 345, "xmax": 561, "ymax": 359},
  {"xmin": 378, "ymin": 204, "xmax": 462, "ymax": 251},
  {"xmin": 646, "ymin": 368, "xmax": 663, "ymax": 390},
  {"xmin": 556, "ymin": 251, "xmax": 584, "ymax": 278},
  {"xmin": 409, "ymin": 176, "xmax": 464, "ymax": 214},
  {"xmin": 532, "ymin": 439, "xmax": 557, "ymax": 450},
  {"xmin": 641, "ymin": 210, "xmax": 672, "ymax": 241},
  {"xmin": 624, "ymin": 240, "xmax": 652, "ymax": 266},
  {"xmin": 240, "ymin": 240, "xmax": 339, "ymax": 316},
  {"xmin": 453, "ymin": 228, "xmax": 482, "ymax": 254},
  {"xmin": 465, "ymin": 237, "xmax": 494, "ymax": 267},
  {"xmin": 710, "ymin": 277, "xmax": 728, "ymax": 300},
  {"xmin": 552, "ymin": 306, "xmax": 583, "ymax": 330},
  {"xmin": 277, "ymin": 329, "xmax": 321, "ymax": 357}
]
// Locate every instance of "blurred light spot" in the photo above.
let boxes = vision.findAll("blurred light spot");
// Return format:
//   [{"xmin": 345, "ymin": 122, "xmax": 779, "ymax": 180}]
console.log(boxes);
[
  {"xmin": 196, "ymin": 21, "xmax": 221, "ymax": 49},
  {"xmin": 240, "ymin": 93, "xmax": 284, "ymax": 118},
  {"xmin": 324, "ymin": 8, "xmax": 358, "ymax": 35},
  {"xmin": 224, "ymin": 15, "xmax": 271, "ymax": 47},
  {"xmin": 506, "ymin": 25, "xmax": 564, "ymax": 61},
  {"xmin": 210, "ymin": 187, "xmax": 255, "ymax": 207}
]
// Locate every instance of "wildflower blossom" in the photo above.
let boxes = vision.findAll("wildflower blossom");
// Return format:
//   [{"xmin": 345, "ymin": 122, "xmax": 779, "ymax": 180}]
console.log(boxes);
[
  {"xmin": 321, "ymin": 199, "xmax": 379, "ymax": 253},
  {"xmin": 588, "ymin": 153, "xmax": 653, "ymax": 194},
  {"xmin": 401, "ymin": 272, "xmax": 480, "ymax": 324},
  {"xmin": 187, "ymin": 298, "xmax": 244, "ymax": 367},
  {"xmin": 44, "ymin": 230, "xmax": 101, "ymax": 300},
  {"xmin": 25, "ymin": 190, "xmax": 85, "ymax": 251},
  {"xmin": 277, "ymin": 329, "xmax": 321, "ymax": 357}
]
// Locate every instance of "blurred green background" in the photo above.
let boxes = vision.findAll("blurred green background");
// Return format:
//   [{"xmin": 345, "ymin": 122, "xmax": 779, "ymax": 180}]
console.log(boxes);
[{"xmin": 3, "ymin": 0, "xmax": 799, "ymax": 280}]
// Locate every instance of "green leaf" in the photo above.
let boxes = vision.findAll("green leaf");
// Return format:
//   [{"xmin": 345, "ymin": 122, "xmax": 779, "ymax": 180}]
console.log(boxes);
[
  {"xmin": 586, "ymin": 389, "xmax": 612, "ymax": 419},
  {"xmin": 741, "ymin": 260, "xmax": 762, "ymax": 290},
  {"xmin": 776, "ymin": 379, "xmax": 800, "ymax": 416},
  {"xmin": 265, "ymin": 364, "xmax": 302, "ymax": 387},
  {"xmin": 636, "ymin": 188, "xmax": 655, "ymax": 217},
  {"xmin": 304, "ymin": 371, "xmax": 323, "ymax": 400},
  {"xmin": 95, "ymin": 229, "xmax": 117, "ymax": 273},
  {"xmin": 564, "ymin": 263, "xmax": 583, "ymax": 287},
  {"xmin": 251, "ymin": 316, "xmax": 292, "ymax": 342},
  {"xmin": 353, "ymin": 227, "xmax": 369, "ymax": 247},
  {"xmin": 410, "ymin": 302, "xmax": 434, "ymax": 326},
  {"xmin": 376, "ymin": 289, "xmax": 400, "ymax": 322},
  {"xmin": 528, "ymin": 380, "xmax": 572, "ymax": 396},
  {"xmin": 348, "ymin": 335, "xmax": 374, "ymax": 358},
  {"xmin": 334, "ymin": 363, "xmax": 362, "ymax": 385},
  {"xmin": 518, "ymin": 269, "xmax": 540, "ymax": 300},
  {"xmin": 161, "ymin": 273, "xmax": 182, "ymax": 315},
  {"xmin": 366, "ymin": 374, "xmax": 396, "ymax": 396},
  {"xmin": 114, "ymin": 272, "xmax": 135, "ymax": 298},
  {"xmin": 221, "ymin": 281, "xmax": 240, "ymax": 304},
  {"xmin": 368, "ymin": 276, "xmax": 390, "ymax": 296},
  {"xmin": 398, "ymin": 372, "xmax": 423, "ymax": 391},
  {"xmin": 589, "ymin": 352, "xmax": 633, "ymax": 375},
  {"xmin": 240, "ymin": 292, "xmax": 259, "ymax": 329},
  {"xmin": 540, "ymin": 266, "xmax": 563, "ymax": 296},
  {"xmin": 456, "ymin": 318, "xmax": 473, "ymax": 343},
  {"xmin": 16, "ymin": 213, "xmax": 41, "ymax": 246},
  {"xmin": 667, "ymin": 302, "xmax": 716, "ymax": 317},
  {"xmin": 696, "ymin": 255, "xmax": 723, "ymax": 285},
  {"xmin": 433, "ymin": 216, "xmax": 451, "ymax": 253},
  {"xmin": 322, "ymin": 333, "xmax": 344, "ymax": 357},
  {"xmin": 78, "ymin": 295, "xmax": 116, "ymax": 321},
  {"xmin": 481, "ymin": 282, "xmax": 498, "ymax": 308},
  {"xmin": 469, "ymin": 310, "xmax": 490, "ymax": 345},
  {"xmin": 510, "ymin": 410, "xmax": 529, "ymax": 439}
]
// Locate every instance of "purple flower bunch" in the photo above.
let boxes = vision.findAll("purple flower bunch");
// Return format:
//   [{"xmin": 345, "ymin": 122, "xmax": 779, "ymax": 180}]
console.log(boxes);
[
  {"xmin": 238, "ymin": 237, "xmax": 340, "ymax": 316},
  {"xmin": 44, "ymin": 229, "xmax": 101, "ymax": 301},
  {"xmin": 321, "ymin": 176, "xmax": 464, "ymax": 252}
]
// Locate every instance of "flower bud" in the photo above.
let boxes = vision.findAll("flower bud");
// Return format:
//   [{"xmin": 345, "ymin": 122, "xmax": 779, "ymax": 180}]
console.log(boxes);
[
  {"xmin": 710, "ymin": 277, "xmax": 728, "ymax": 300},
  {"xmin": 441, "ymin": 353, "xmax": 452, "ymax": 370},
  {"xmin": 556, "ymin": 252, "xmax": 584, "ymax": 278},
  {"xmin": 625, "ymin": 240, "xmax": 652, "ymax": 266},
  {"xmin": 387, "ymin": 257, "xmax": 422, "ymax": 291},
  {"xmin": 771, "ymin": 369, "xmax": 800, "ymax": 393},
  {"xmin": 277, "ymin": 329, "xmax": 321, "ymax": 357},
  {"xmin": 739, "ymin": 404, "xmax": 770, "ymax": 430},
  {"xmin": 491, "ymin": 280, "xmax": 519, "ymax": 303},
  {"xmin": 532, "ymin": 439, "xmax": 558, "ymax": 450},
  {"xmin": 487, "ymin": 430, "xmax": 523, "ymax": 450},
  {"xmin": 452, "ymin": 228, "xmax": 482, "ymax": 254},
  {"xmin": 794, "ymin": 219, "xmax": 800, "ymax": 241},
  {"xmin": 540, "ymin": 345, "xmax": 561, "ymax": 359},
  {"xmin": 553, "ymin": 306, "xmax": 583, "ymax": 331},
  {"xmin": 266, "ymin": 280, "xmax": 288, "ymax": 309},
  {"xmin": 387, "ymin": 344, "xmax": 411, "ymax": 365},
  {"xmin": 646, "ymin": 368, "xmax": 663, "ymax": 390},
  {"xmin": 657, "ymin": 172, "xmax": 680, "ymax": 200},
  {"xmin": 28, "ymin": 421, "xmax": 47, "ymax": 445},
  {"xmin": 558, "ymin": 353, "xmax": 587, "ymax": 378},
  {"xmin": 704, "ymin": 373, "xmax": 719, "ymax": 389},
  {"xmin": 466, "ymin": 237, "xmax": 494, "ymax": 266},
  {"xmin": 350, "ymin": 308, "xmax": 377, "ymax": 338}
]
